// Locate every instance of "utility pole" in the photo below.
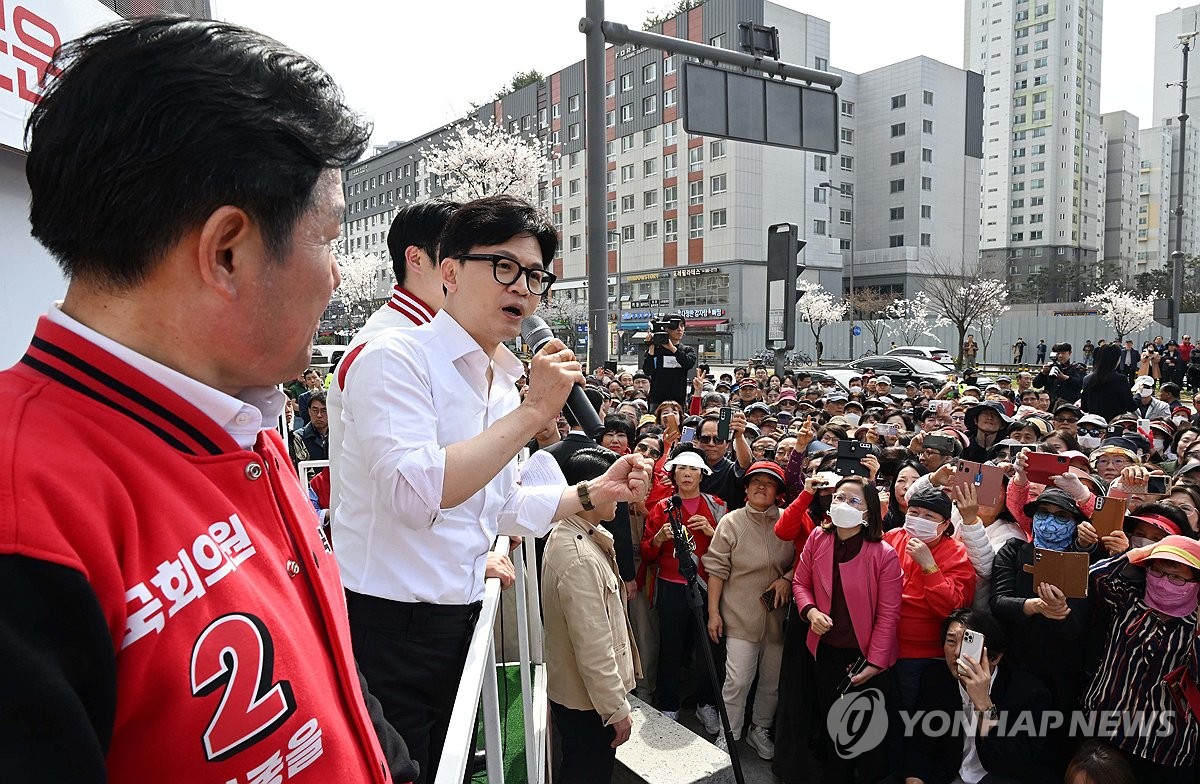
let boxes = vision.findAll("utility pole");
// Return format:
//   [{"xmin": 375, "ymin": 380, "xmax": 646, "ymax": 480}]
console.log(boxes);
[{"xmin": 1170, "ymin": 31, "xmax": 1198, "ymax": 341}]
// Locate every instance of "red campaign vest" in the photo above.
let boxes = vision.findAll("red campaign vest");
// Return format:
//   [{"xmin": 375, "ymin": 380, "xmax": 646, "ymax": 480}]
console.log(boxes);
[{"xmin": 1, "ymin": 318, "xmax": 392, "ymax": 784}]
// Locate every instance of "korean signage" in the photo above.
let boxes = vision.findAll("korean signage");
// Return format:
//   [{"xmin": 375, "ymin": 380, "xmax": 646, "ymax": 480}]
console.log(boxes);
[
  {"xmin": 673, "ymin": 266, "xmax": 722, "ymax": 278},
  {"xmin": 678, "ymin": 308, "xmax": 726, "ymax": 319},
  {"xmin": 629, "ymin": 299, "xmax": 669, "ymax": 309},
  {"xmin": 0, "ymin": 0, "xmax": 118, "ymax": 152}
]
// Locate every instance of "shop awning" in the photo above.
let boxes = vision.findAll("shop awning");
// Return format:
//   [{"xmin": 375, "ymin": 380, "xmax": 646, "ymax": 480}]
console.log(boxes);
[
  {"xmin": 686, "ymin": 319, "xmax": 729, "ymax": 329},
  {"xmin": 618, "ymin": 322, "xmax": 650, "ymax": 330}
]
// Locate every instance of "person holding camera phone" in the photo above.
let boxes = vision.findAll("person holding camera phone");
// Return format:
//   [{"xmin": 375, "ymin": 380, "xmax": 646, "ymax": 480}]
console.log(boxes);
[
  {"xmin": 793, "ymin": 475, "xmax": 902, "ymax": 781},
  {"xmin": 1033, "ymin": 342, "xmax": 1086, "ymax": 410},
  {"xmin": 702, "ymin": 462, "xmax": 796, "ymax": 758},
  {"xmin": 642, "ymin": 313, "xmax": 696, "ymax": 409}
]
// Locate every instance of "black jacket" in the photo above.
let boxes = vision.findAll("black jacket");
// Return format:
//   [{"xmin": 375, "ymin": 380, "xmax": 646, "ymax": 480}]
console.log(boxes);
[
  {"xmin": 1032, "ymin": 361, "xmax": 1085, "ymax": 404},
  {"xmin": 642, "ymin": 343, "xmax": 696, "ymax": 408},
  {"xmin": 904, "ymin": 660, "xmax": 1056, "ymax": 784},
  {"xmin": 292, "ymin": 421, "xmax": 329, "ymax": 463},
  {"xmin": 701, "ymin": 455, "xmax": 746, "ymax": 511},
  {"xmin": 1080, "ymin": 372, "xmax": 1138, "ymax": 421},
  {"xmin": 542, "ymin": 433, "xmax": 636, "ymax": 581}
]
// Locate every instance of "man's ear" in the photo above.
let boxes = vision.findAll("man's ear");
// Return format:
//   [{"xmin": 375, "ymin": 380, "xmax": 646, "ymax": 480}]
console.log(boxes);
[
  {"xmin": 405, "ymin": 245, "xmax": 427, "ymax": 274},
  {"xmin": 196, "ymin": 206, "xmax": 254, "ymax": 301},
  {"xmin": 440, "ymin": 257, "xmax": 460, "ymax": 293}
]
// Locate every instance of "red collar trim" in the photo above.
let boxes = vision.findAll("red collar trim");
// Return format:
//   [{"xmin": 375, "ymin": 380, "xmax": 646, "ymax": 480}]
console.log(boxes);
[{"xmin": 386, "ymin": 286, "xmax": 435, "ymax": 325}]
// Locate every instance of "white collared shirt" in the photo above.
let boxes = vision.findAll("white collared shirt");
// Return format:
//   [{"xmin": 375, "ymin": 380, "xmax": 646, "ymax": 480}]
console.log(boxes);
[
  {"xmin": 328, "ymin": 287, "xmax": 435, "ymax": 517},
  {"xmin": 956, "ymin": 667, "xmax": 1000, "ymax": 784},
  {"xmin": 334, "ymin": 309, "xmax": 564, "ymax": 604},
  {"xmin": 47, "ymin": 304, "xmax": 282, "ymax": 449}
]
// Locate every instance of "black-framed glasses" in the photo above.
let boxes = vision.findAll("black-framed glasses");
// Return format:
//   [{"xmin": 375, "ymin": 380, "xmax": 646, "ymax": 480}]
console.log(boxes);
[
  {"xmin": 455, "ymin": 254, "xmax": 557, "ymax": 295},
  {"xmin": 1149, "ymin": 564, "xmax": 1196, "ymax": 586}
]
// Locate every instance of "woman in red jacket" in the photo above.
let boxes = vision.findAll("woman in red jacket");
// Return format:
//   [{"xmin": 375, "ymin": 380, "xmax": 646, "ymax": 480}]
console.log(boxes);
[
  {"xmin": 881, "ymin": 483, "xmax": 977, "ymax": 773},
  {"xmin": 793, "ymin": 476, "xmax": 902, "ymax": 782},
  {"xmin": 640, "ymin": 444, "xmax": 727, "ymax": 724}
]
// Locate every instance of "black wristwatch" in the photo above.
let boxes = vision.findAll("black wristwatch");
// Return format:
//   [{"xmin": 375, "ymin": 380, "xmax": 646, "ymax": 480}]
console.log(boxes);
[{"xmin": 978, "ymin": 703, "xmax": 999, "ymax": 721}]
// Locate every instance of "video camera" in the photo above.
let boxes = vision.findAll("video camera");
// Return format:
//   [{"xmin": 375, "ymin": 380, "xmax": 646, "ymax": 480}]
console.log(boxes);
[{"xmin": 649, "ymin": 315, "xmax": 684, "ymax": 346}]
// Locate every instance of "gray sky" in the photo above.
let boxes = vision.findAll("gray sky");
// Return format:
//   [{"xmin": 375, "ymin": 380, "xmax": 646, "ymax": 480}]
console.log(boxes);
[{"xmin": 215, "ymin": 0, "xmax": 1193, "ymax": 150}]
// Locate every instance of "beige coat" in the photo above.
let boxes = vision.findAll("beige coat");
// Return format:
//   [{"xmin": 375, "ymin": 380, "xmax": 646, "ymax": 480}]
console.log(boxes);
[
  {"xmin": 543, "ymin": 514, "xmax": 642, "ymax": 724},
  {"xmin": 701, "ymin": 504, "xmax": 794, "ymax": 645}
]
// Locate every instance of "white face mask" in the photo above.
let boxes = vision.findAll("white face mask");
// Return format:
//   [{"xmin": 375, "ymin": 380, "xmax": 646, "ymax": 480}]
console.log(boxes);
[
  {"xmin": 904, "ymin": 514, "xmax": 943, "ymax": 543},
  {"xmin": 829, "ymin": 502, "xmax": 865, "ymax": 528},
  {"xmin": 1078, "ymin": 435, "xmax": 1102, "ymax": 450},
  {"xmin": 1130, "ymin": 536, "xmax": 1155, "ymax": 550},
  {"xmin": 844, "ymin": 413, "xmax": 861, "ymax": 427},
  {"xmin": 1141, "ymin": 389, "xmax": 1153, "ymax": 399},
  {"xmin": 850, "ymin": 385, "xmax": 863, "ymax": 395},
  {"xmin": 1154, "ymin": 438, "xmax": 1167, "ymax": 455},
  {"xmin": 1176, "ymin": 416, "xmax": 1191, "ymax": 427}
]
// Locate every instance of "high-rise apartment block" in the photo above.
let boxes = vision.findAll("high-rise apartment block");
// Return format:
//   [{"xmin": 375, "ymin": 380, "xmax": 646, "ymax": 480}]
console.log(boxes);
[
  {"xmin": 1152, "ymin": 5, "xmax": 1200, "ymax": 266},
  {"xmin": 341, "ymin": 0, "xmax": 982, "ymax": 359},
  {"xmin": 1101, "ymin": 111, "xmax": 1140, "ymax": 269},
  {"xmin": 966, "ymin": 0, "xmax": 1104, "ymax": 296}
]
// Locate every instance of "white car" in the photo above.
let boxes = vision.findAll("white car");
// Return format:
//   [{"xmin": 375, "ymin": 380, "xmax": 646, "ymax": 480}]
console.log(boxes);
[{"xmin": 885, "ymin": 345, "xmax": 955, "ymax": 366}]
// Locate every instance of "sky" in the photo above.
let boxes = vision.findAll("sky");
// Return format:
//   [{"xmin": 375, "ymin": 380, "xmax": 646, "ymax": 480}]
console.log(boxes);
[{"xmin": 214, "ymin": 0, "xmax": 1198, "ymax": 151}]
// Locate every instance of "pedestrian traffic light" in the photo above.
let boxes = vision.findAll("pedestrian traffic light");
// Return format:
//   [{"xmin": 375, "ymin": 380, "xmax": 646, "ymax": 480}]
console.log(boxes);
[{"xmin": 766, "ymin": 223, "xmax": 805, "ymax": 350}]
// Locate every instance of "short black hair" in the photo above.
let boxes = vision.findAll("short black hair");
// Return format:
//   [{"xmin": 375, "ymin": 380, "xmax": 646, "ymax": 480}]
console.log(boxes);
[
  {"xmin": 1162, "ymin": 382, "xmax": 1181, "ymax": 398},
  {"xmin": 598, "ymin": 415, "xmax": 635, "ymax": 447},
  {"xmin": 562, "ymin": 447, "xmax": 619, "ymax": 486},
  {"xmin": 26, "ymin": 17, "xmax": 370, "ymax": 288},
  {"xmin": 388, "ymin": 199, "xmax": 460, "ymax": 286},
  {"xmin": 438, "ymin": 195, "xmax": 558, "ymax": 267},
  {"xmin": 942, "ymin": 608, "xmax": 1008, "ymax": 658},
  {"xmin": 306, "ymin": 390, "xmax": 328, "ymax": 411}
]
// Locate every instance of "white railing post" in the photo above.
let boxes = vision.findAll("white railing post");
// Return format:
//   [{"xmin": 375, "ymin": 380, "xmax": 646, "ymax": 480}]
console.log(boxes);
[{"xmin": 481, "ymin": 639, "xmax": 505, "ymax": 784}]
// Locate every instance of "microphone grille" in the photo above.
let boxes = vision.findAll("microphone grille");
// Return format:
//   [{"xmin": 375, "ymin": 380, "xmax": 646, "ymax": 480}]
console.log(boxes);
[{"xmin": 520, "ymin": 315, "xmax": 554, "ymax": 349}]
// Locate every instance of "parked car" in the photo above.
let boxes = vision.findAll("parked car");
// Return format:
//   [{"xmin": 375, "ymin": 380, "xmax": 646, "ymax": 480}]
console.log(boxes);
[
  {"xmin": 846, "ymin": 355, "xmax": 953, "ymax": 386},
  {"xmin": 886, "ymin": 345, "xmax": 954, "ymax": 366},
  {"xmin": 310, "ymin": 344, "xmax": 349, "ymax": 370},
  {"xmin": 789, "ymin": 367, "xmax": 852, "ymax": 394}
]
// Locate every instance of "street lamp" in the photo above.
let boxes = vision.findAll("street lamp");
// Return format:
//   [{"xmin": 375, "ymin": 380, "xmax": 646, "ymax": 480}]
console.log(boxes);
[
  {"xmin": 819, "ymin": 181, "xmax": 855, "ymax": 359},
  {"xmin": 608, "ymin": 229, "xmax": 623, "ymax": 359}
]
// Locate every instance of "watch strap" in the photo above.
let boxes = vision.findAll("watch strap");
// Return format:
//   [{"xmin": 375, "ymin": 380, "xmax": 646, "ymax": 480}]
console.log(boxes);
[{"xmin": 576, "ymin": 481, "xmax": 595, "ymax": 511}]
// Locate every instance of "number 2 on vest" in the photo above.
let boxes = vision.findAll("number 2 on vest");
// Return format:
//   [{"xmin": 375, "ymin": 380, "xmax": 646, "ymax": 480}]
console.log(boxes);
[{"xmin": 190, "ymin": 613, "xmax": 298, "ymax": 761}]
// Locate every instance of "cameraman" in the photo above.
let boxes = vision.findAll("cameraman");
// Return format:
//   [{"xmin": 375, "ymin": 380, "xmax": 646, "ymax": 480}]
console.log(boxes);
[
  {"xmin": 1032, "ymin": 342, "xmax": 1085, "ymax": 409},
  {"xmin": 642, "ymin": 313, "xmax": 696, "ymax": 409}
]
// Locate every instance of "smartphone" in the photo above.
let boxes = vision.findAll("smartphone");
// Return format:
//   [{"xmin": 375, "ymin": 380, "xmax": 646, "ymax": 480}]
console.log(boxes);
[
  {"xmin": 1137, "ymin": 418, "xmax": 1153, "ymax": 440},
  {"xmin": 1025, "ymin": 452, "xmax": 1069, "ymax": 485},
  {"xmin": 717, "ymin": 407, "xmax": 733, "ymax": 442},
  {"xmin": 960, "ymin": 628, "xmax": 985, "ymax": 665},
  {"xmin": 1147, "ymin": 475, "xmax": 1169, "ymax": 495},
  {"xmin": 875, "ymin": 423, "xmax": 899, "ymax": 437},
  {"xmin": 1105, "ymin": 424, "xmax": 1126, "ymax": 439},
  {"xmin": 681, "ymin": 425, "xmax": 696, "ymax": 444},
  {"xmin": 764, "ymin": 448, "xmax": 777, "ymax": 461},
  {"xmin": 923, "ymin": 434, "xmax": 957, "ymax": 455},
  {"xmin": 760, "ymin": 588, "xmax": 779, "ymax": 610},
  {"xmin": 835, "ymin": 440, "xmax": 876, "ymax": 478}
]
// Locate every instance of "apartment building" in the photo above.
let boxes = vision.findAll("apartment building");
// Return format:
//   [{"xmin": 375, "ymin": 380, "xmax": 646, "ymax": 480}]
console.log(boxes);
[{"xmin": 1101, "ymin": 111, "xmax": 1139, "ymax": 270}]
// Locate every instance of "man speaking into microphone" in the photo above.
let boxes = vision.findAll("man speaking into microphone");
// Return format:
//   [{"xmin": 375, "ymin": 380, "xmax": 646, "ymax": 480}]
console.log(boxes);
[{"xmin": 334, "ymin": 195, "xmax": 650, "ymax": 783}]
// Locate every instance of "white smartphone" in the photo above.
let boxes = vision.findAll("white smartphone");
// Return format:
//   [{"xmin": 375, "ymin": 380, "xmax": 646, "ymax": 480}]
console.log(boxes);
[{"xmin": 960, "ymin": 628, "xmax": 985, "ymax": 665}]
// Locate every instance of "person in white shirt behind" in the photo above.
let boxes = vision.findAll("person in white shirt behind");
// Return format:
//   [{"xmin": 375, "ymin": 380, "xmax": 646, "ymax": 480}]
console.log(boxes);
[{"xmin": 334, "ymin": 195, "xmax": 651, "ymax": 783}]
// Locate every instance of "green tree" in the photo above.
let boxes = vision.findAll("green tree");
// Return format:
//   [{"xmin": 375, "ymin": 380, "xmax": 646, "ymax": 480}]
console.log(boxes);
[{"xmin": 494, "ymin": 70, "xmax": 544, "ymax": 100}]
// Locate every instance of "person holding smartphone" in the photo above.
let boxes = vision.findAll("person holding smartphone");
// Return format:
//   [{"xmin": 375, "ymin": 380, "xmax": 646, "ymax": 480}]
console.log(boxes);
[
  {"xmin": 793, "ymin": 475, "xmax": 902, "ymax": 781},
  {"xmin": 702, "ymin": 462, "xmax": 796, "ymax": 758}
]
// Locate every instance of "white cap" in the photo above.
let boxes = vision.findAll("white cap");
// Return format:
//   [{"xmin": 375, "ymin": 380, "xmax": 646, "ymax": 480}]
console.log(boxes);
[
  {"xmin": 1133, "ymin": 375, "xmax": 1156, "ymax": 393},
  {"xmin": 664, "ymin": 450, "xmax": 712, "ymax": 475},
  {"xmin": 876, "ymin": 375, "xmax": 892, "ymax": 385}
]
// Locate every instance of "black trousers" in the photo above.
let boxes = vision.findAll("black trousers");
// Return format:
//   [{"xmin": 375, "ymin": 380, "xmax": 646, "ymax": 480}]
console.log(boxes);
[
  {"xmin": 346, "ymin": 590, "xmax": 481, "ymax": 784},
  {"xmin": 551, "ymin": 701, "xmax": 617, "ymax": 784},
  {"xmin": 814, "ymin": 642, "xmax": 890, "ymax": 784},
  {"xmin": 654, "ymin": 579, "xmax": 718, "ymax": 712}
]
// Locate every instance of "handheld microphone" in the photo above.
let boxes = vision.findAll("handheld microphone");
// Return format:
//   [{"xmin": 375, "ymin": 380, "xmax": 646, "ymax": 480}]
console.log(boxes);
[
  {"xmin": 669, "ymin": 493, "xmax": 683, "ymax": 510},
  {"xmin": 520, "ymin": 315, "xmax": 604, "ymax": 439}
]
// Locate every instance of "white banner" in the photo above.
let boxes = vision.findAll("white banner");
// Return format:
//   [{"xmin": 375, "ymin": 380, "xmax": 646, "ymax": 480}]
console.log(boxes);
[{"xmin": 0, "ymin": 0, "xmax": 118, "ymax": 152}]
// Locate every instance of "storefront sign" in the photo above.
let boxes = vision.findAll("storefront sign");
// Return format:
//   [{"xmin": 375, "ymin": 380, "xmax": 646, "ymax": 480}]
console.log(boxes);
[
  {"xmin": 628, "ymin": 272, "xmax": 668, "ymax": 282},
  {"xmin": 673, "ymin": 266, "xmax": 722, "ymax": 278},
  {"xmin": 678, "ymin": 308, "xmax": 726, "ymax": 319},
  {"xmin": 629, "ymin": 299, "xmax": 669, "ymax": 308}
]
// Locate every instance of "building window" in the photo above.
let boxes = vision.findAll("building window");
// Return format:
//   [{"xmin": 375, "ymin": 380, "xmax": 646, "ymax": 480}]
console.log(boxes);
[
  {"xmin": 711, "ymin": 139, "xmax": 727, "ymax": 159},
  {"xmin": 569, "ymin": 179, "xmax": 581, "ymax": 196},
  {"xmin": 643, "ymin": 63, "xmax": 657, "ymax": 83},
  {"xmin": 840, "ymin": 209, "xmax": 852, "ymax": 224},
  {"xmin": 569, "ymin": 207, "xmax": 581, "ymax": 223},
  {"xmin": 644, "ymin": 221, "xmax": 658, "ymax": 239},
  {"xmin": 605, "ymin": 79, "xmax": 615, "ymax": 98},
  {"xmin": 890, "ymin": 207, "xmax": 904, "ymax": 220},
  {"xmin": 840, "ymin": 239, "xmax": 852, "ymax": 251},
  {"xmin": 568, "ymin": 94, "xmax": 580, "ymax": 112},
  {"xmin": 605, "ymin": 111, "xmax": 615, "ymax": 128},
  {"xmin": 922, "ymin": 119, "xmax": 934, "ymax": 133},
  {"xmin": 664, "ymin": 88, "xmax": 677, "ymax": 107},
  {"xmin": 922, "ymin": 148, "xmax": 933, "ymax": 163},
  {"xmin": 688, "ymin": 180, "xmax": 704, "ymax": 205},
  {"xmin": 606, "ymin": 169, "xmax": 615, "ymax": 187},
  {"xmin": 813, "ymin": 219, "xmax": 827, "ymax": 236},
  {"xmin": 711, "ymin": 173, "xmax": 727, "ymax": 194},
  {"xmin": 643, "ymin": 95, "xmax": 657, "ymax": 115},
  {"xmin": 710, "ymin": 33, "xmax": 725, "ymax": 48},
  {"xmin": 890, "ymin": 178, "xmax": 905, "ymax": 193},
  {"xmin": 664, "ymin": 185, "xmax": 677, "ymax": 210},
  {"xmin": 890, "ymin": 151, "xmax": 906, "ymax": 165},
  {"xmin": 664, "ymin": 55, "xmax": 676, "ymax": 74},
  {"xmin": 569, "ymin": 151, "xmax": 580, "ymax": 168},
  {"xmin": 664, "ymin": 153, "xmax": 677, "ymax": 177},
  {"xmin": 688, "ymin": 146, "xmax": 704, "ymax": 172},
  {"xmin": 923, "ymin": 90, "xmax": 934, "ymax": 105},
  {"xmin": 841, "ymin": 128, "xmax": 854, "ymax": 144},
  {"xmin": 841, "ymin": 100, "xmax": 855, "ymax": 117},
  {"xmin": 689, "ymin": 213, "xmax": 705, "ymax": 238},
  {"xmin": 840, "ymin": 155, "xmax": 853, "ymax": 171},
  {"xmin": 570, "ymin": 235, "xmax": 582, "ymax": 251},
  {"xmin": 606, "ymin": 198, "xmax": 616, "ymax": 221},
  {"xmin": 891, "ymin": 94, "xmax": 907, "ymax": 109},
  {"xmin": 620, "ymin": 72, "xmax": 633, "ymax": 92},
  {"xmin": 621, "ymin": 134, "xmax": 635, "ymax": 152},
  {"xmin": 621, "ymin": 194, "xmax": 635, "ymax": 212},
  {"xmin": 921, "ymin": 204, "xmax": 932, "ymax": 219},
  {"xmin": 889, "ymin": 234, "xmax": 904, "ymax": 248},
  {"xmin": 622, "ymin": 225, "xmax": 635, "ymax": 243},
  {"xmin": 921, "ymin": 176, "xmax": 932, "ymax": 191},
  {"xmin": 644, "ymin": 127, "xmax": 656, "ymax": 145},
  {"xmin": 813, "ymin": 187, "xmax": 827, "ymax": 204},
  {"xmin": 644, "ymin": 158, "xmax": 657, "ymax": 177},
  {"xmin": 711, "ymin": 209, "xmax": 727, "ymax": 230},
  {"xmin": 815, "ymin": 55, "xmax": 827, "ymax": 70},
  {"xmin": 814, "ymin": 155, "xmax": 827, "ymax": 172},
  {"xmin": 665, "ymin": 218, "xmax": 678, "ymax": 242},
  {"xmin": 620, "ymin": 104, "xmax": 633, "ymax": 122},
  {"xmin": 920, "ymin": 233, "xmax": 931, "ymax": 246},
  {"xmin": 551, "ymin": 104, "xmax": 560, "ymax": 119},
  {"xmin": 891, "ymin": 123, "xmax": 906, "ymax": 137},
  {"xmin": 644, "ymin": 189, "xmax": 658, "ymax": 208}
]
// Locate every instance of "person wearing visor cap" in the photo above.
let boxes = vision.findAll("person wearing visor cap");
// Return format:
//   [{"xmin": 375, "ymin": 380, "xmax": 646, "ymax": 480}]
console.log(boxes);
[
  {"xmin": 1083, "ymin": 535, "xmax": 1200, "ymax": 776},
  {"xmin": 1076, "ymin": 413, "xmax": 1108, "ymax": 452},
  {"xmin": 1132, "ymin": 375, "xmax": 1171, "ymax": 420},
  {"xmin": 639, "ymin": 445, "xmax": 725, "ymax": 724},
  {"xmin": 1090, "ymin": 444, "xmax": 1141, "ymax": 483},
  {"xmin": 702, "ymin": 462, "xmax": 794, "ymax": 756}
]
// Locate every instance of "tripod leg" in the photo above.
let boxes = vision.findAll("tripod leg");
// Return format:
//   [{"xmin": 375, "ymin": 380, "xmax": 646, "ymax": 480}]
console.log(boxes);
[{"xmin": 685, "ymin": 581, "xmax": 746, "ymax": 784}]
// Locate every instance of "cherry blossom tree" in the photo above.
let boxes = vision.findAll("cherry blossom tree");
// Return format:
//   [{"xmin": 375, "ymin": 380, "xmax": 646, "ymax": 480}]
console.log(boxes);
[
  {"xmin": 796, "ymin": 281, "xmax": 848, "ymax": 364},
  {"xmin": 421, "ymin": 118, "xmax": 551, "ymax": 202},
  {"xmin": 885, "ymin": 293, "xmax": 949, "ymax": 345},
  {"xmin": 921, "ymin": 259, "xmax": 1010, "ymax": 366},
  {"xmin": 973, "ymin": 303, "xmax": 1011, "ymax": 363},
  {"xmin": 1084, "ymin": 283, "xmax": 1158, "ymax": 342},
  {"xmin": 335, "ymin": 251, "xmax": 387, "ymax": 330},
  {"xmin": 536, "ymin": 296, "xmax": 589, "ymax": 346}
]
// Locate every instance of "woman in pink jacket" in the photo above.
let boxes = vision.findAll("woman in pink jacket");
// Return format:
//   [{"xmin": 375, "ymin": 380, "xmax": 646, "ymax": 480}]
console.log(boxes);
[{"xmin": 793, "ymin": 475, "xmax": 902, "ymax": 783}]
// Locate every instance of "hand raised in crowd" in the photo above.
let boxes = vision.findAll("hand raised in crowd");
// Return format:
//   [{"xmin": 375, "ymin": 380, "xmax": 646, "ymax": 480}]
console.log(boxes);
[
  {"xmin": 590, "ymin": 453, "xmax": 653, "ymax": 507},
  {"xmin": 692, "ymin": 367, "xmax": 705, "ymax": 395},
  {"xmin": 729, "ymin": 410, "xmax": 748, "ymax": 438},
  {"xmin": 660, "ymin": 409, "xmax": 681, "ymax": 439},
  {"xmin": 686, "ymin": 514, "xmax": 715, "ymax": 538},
  {"xmin": 929, "ymin": 462, "xmax": 957, "ymax": 488},
  {"xmin": 806, "ymin": 607, "xmax": 833, "ymax": 636},
  {"xmin": 1025, "ymin": 582, "xmax": 1071, "ymax": 620},
  {"xmin": 907, "ymin": 432, "xmax": 925, "ymax": 455},
  {"xmin": 951, "ymin": 483, "xmax": 980, "ymax": 525},
  {"xmin": 1075, "ymin": 521, "xmax": 1099, "ymax": 549},
  {"xmin": 957, "ymin": 648, "xmax": 994, "ymax": 711},
  {"xmin": 1013, "ymin": 449, "xmax": 1030, "ymax": 485},
  {"xmin": 1100, "ymin": 528, "xmax": 1129, "ymax": 556},
  {"xmin": 794, "ymin": 415, "xmax": 816, "ymax": 450},
  {"xmin": 1052, "ymin": 471, "xmax": 1091, "ymax": 503},
  {"xmin": 524, "ymin": 339, "xmax": 584, "ymax": 420},
  {"xmin": 907, "ymin": 538, "xmax": 937, "ymax": 571},
  {"xmin": 861, "ymin": 454, "xmax": 880, "ymax": 482},
  {"xmin": 804, "ymin": 472, "xmax": 831, "ymax": 495},
  {"xmin": 1112, "ymin": 465, "xmax": 1150, "ymax": 495}
]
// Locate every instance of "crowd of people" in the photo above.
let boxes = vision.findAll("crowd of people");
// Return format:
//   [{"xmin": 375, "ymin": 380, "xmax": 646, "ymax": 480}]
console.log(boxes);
[{"xmin": 1007, "ymin": 335, "xmax": 1200, "ymax": 391}]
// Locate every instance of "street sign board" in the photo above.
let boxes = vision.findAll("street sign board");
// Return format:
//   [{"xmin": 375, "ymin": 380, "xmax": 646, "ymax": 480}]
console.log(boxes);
[
  {"xmin": 766, "ymin": 224, "xmax": 805, "ymax": 350},
  {"xmin": 852, "ymin": 325, "xmax": 862, "ymax": 337},
  {"xmin": 682, "ymin": 61, "xmax": 838, "ymax": 153}
]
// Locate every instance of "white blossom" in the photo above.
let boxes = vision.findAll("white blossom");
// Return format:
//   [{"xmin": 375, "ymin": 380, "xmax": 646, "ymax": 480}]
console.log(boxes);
[
  {"xmin": 421, "ymin": 119, "xmax": 551, "ymax": 202},
  {"xmin": 1084, "ymin": 283, "xmax": 1158, "ymax": 342},
  {"xmin": 335, "ymin": 251, "xmax": 387, "ymax": 329},
  {"xmin": 885, "ymin": 292, "xmax": 949, "ymax": 344},
  {"xmin": 795, "ymin": 281, "xmax": 848, "ymax": 353}
]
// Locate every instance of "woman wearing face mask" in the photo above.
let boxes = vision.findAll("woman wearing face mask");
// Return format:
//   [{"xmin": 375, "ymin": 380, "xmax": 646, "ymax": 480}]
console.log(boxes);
[
  {"xmin": 1081, "ymin": 344, "xmax": 1140, "ymax": 421},
  {"xmin": 990, "ymin": 488, "xmax": 1096, "ymax": 767},
  {"xmin": 702, "ymin": 462, "xmax": 795, "ymax": 757},
  {"xmin": 1082, "ymin": 536, "xmax": 1200, "ymax": 781},
  {"xmin": 792, "ymin": 476, "xmax": 902, "ymax": 782},
  {"xmin": 639, "ymin": 445, "xmax": 726, "ymax": 724},
  {"xmin": 881, "ymin": 485, "xmax": 977, "ymax": 768}
]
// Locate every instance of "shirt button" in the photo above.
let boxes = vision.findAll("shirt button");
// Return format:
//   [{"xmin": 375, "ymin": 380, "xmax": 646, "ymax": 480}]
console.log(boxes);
[
  {"xmin": 286, "ymin": 560, "xmax": 300, "ymax": 577},
  {"xmin": 234, "ymin": 411, "xmax": 252, "ymax": 426},
  {"xmin": 245, "ymin": 462, "xmax": 263, "ymax": 480}
]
